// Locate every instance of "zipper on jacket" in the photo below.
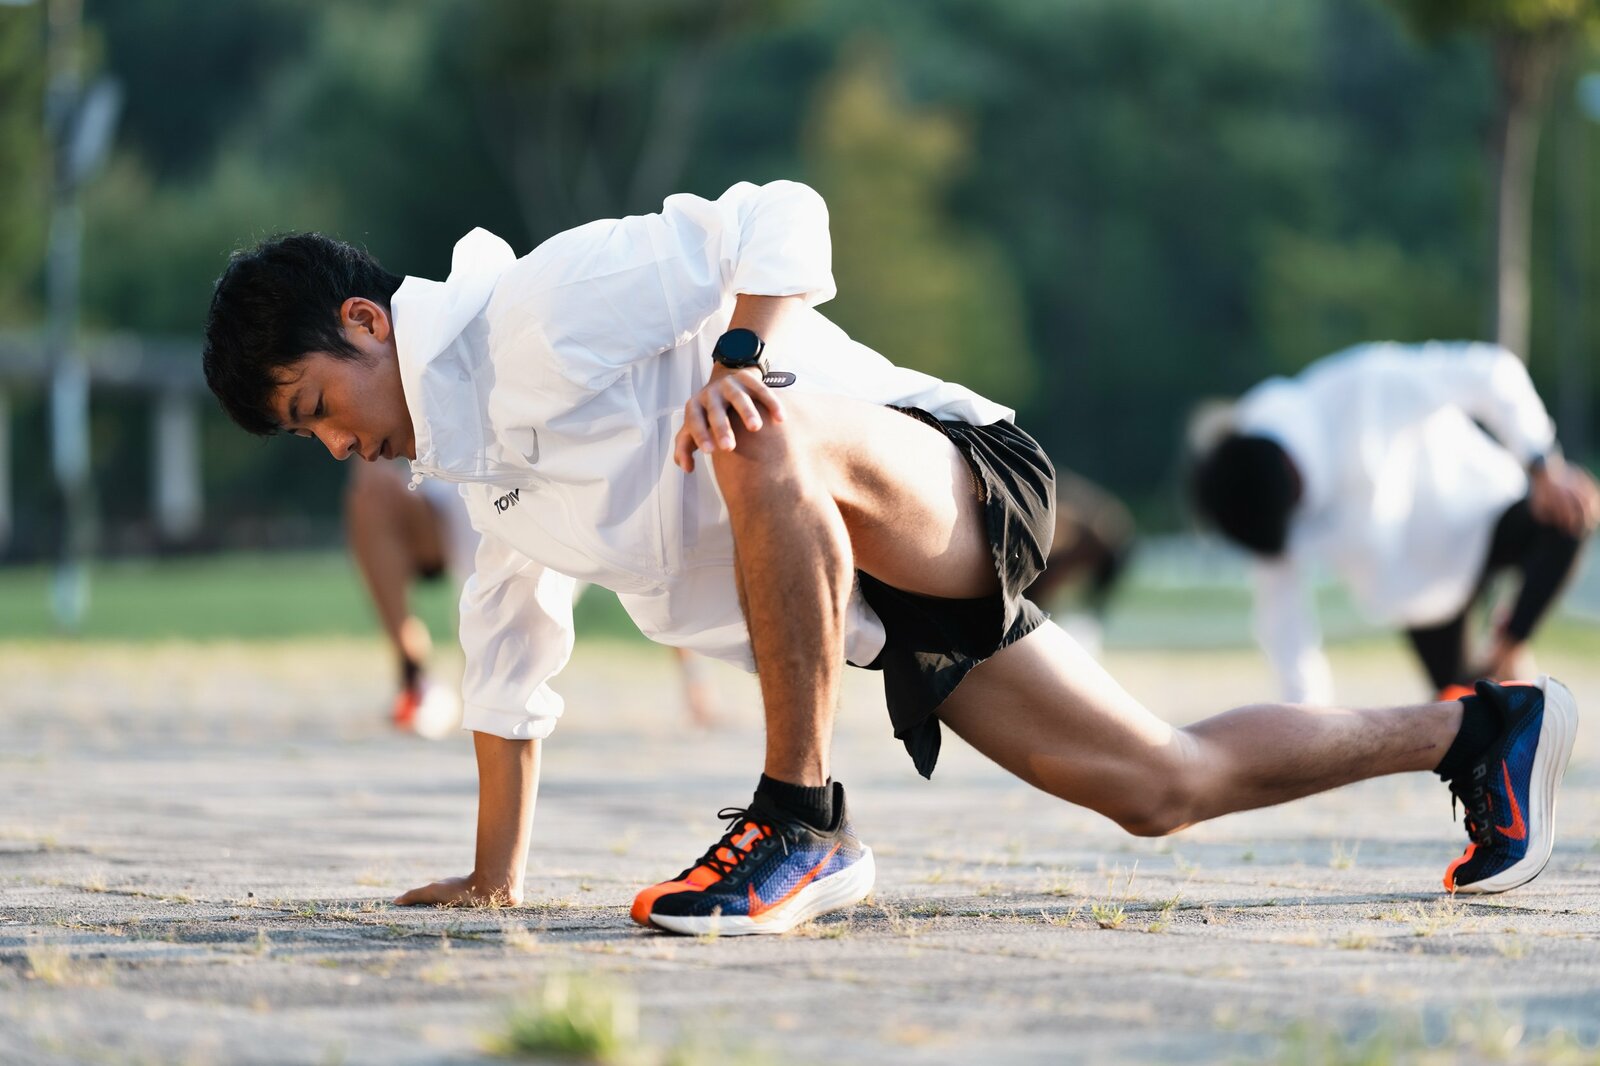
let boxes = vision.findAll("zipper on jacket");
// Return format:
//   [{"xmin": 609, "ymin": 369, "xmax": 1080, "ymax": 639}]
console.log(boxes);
[{"xmin": 408, "ymin": 462, "xmax": 539, "ymax": 491}]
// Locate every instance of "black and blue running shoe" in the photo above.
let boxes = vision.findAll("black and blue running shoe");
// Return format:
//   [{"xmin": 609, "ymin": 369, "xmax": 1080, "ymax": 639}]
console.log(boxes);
[
  {"xmin": 1442, "ymin": 676, "xmax": 1578, "ymax": 895},
  {"xmin": 632, "ymin": 782, "xmax": 875, "ymax": 935}
]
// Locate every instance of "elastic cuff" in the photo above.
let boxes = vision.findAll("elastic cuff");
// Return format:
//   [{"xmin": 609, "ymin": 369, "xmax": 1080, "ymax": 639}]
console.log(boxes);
[{"xmin": 460, "ymin": 703, "xmax": 558, "ymax": 740}]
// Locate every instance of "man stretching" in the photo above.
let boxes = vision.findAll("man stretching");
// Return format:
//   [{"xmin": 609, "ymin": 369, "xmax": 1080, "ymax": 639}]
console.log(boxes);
[
  {"xmin": 202, "ymin": 182, "xmax": 1579, "ymax": 933},
  {"xmin": 1189, "ymin": 342, "xmax": 1598, "ymax": 705}
]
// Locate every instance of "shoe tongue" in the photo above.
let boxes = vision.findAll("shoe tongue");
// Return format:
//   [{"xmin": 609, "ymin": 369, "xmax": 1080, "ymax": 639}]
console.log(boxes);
[
  {"xmin": 746, "ymin": 791, "xmax": 788, "ymax": 823},
  {"xmin": 727, "ymin": 818, "xmax": 767, "ymax": 853},
  {"xmin": 1474, "ymin": 679, "xmax": 1531, "ymax": 728},
  {"xmin": 699, "ymin": 816, "xmax": 769, "ymax": 875}
]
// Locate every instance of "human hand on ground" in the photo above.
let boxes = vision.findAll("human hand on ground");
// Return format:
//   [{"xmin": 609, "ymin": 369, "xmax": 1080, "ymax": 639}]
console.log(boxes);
[
  {"xmin": 393, "ymin": 873, "xmax": 521, "ymax": 908},
  {"xmin": 673, "ymin": 365, "xmax": 784, "ymax": 473},
  {"xmin": 1529, "ymin": 458, "xmax": 1600, "ymax": 538}
]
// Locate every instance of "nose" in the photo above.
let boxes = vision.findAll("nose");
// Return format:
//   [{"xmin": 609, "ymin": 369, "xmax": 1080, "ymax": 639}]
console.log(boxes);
[{"xmin": 319, "ymin": 429, "xmax": 358, "ymax": 461}]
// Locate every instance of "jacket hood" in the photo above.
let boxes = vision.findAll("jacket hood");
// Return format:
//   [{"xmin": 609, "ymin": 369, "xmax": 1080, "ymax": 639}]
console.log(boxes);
[{"xmin": 392, "ymin": 228, "xmax": 517, "ymax": 481}]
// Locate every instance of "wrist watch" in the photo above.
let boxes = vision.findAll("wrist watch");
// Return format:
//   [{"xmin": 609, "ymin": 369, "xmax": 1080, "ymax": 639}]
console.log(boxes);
[
  {"xmin": 711, "ymin": 328, "xmax": 766, "ymax": 373},
  {"xmin": 1529, "ymin": 443, "xmax": 1563, "ymax": 476}
]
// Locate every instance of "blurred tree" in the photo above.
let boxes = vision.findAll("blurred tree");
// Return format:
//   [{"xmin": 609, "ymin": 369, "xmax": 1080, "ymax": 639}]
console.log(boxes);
[
  {"xmin": 1386, "ymin": 0, "xmax": 1600, "ymax": 359},
  {"xmin": 0, "ymin": 3, "xmax": 47, "ymax": 323},
  {"xmin": 82, "ymin": 0, "xmax": 311, "ymax": 179},
  {"xmin": 461, "ymin": 0, "xmax": 797, "ymax": 239},
  {"xmin": 1257, "ymin": 0, "xmax": 1489, "ymax": 370},
  {"xmin": 889, "ymin": 0, "xmax": 1348, "ymax": 501},
  {"xmin": 73, "ymin": 1, "xmax": 532, "ymax": 546},
  {"xmin": 802, "ymin": 42, "xmax": 1036, "ymax": 404},
  {"xmin": 1255, "ymin": 229, "xmax": 1474, "ymax": 369},
  {"xmin": 870, "ymin": 0, "xmax": 1498, "ymax": 516},
  {"xmin": 6, "ymin": 0, "xmax": 1584, "ymax": 555}
]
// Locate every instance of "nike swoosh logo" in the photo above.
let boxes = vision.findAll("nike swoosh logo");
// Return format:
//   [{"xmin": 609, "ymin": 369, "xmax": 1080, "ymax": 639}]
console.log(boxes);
[
  {"xmin": 1495, "ymin": 760, "xmax": 1527, "ymax": 841},
  {"xmin": 747, "ymin": 844, "xmax": 840, "ymax": 920}
]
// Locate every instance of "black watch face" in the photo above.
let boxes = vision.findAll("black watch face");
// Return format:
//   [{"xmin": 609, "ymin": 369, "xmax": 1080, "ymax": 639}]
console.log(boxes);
[{"xmin": 718, "ymin": 328, "xmax": 762, "ymax": 365}]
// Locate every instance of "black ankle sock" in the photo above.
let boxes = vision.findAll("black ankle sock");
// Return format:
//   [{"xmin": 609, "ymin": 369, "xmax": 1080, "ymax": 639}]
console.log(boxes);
[
  {"xmin": 401, "ymin": 658, "xmax": 422, "ymax": 692},
  {"xmin": 1434, "ymin": 687, "xmax": 1501, "ymax": 782},
  {"xmin": 755, "ymin": 773, "xmax": 834, "ymax": 830}
]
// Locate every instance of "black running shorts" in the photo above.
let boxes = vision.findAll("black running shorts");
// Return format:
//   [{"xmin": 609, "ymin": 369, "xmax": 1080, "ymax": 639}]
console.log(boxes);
[{"xmin": 854, "ymin": 408, "xmax": 1056, "ymax": 778}]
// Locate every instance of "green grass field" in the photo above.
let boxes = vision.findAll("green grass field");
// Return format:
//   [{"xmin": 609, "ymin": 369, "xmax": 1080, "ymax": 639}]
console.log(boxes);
[
  {"xmin": 4, "ymin": 551, "xmax": 1600, "ymax": 662},
  {"xmin": 0, "ymin": 552, "xmax": 644, "ymax": 643}
]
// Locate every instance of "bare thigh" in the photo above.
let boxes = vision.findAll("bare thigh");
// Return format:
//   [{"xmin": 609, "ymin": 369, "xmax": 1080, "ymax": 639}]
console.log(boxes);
[
  {"xmin": 936, "ymin": 621, "xmax": 1189, "ymax": 821},
  {"xmin": 778, "ymin": 394, "xmax": 999, "ymax": 600}
]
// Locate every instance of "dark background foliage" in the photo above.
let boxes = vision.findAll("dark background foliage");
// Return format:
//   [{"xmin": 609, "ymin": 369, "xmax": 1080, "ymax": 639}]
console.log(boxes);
[{"xmin": 1, "ymin": 0, "xmax": 1597, "ymax": 558}]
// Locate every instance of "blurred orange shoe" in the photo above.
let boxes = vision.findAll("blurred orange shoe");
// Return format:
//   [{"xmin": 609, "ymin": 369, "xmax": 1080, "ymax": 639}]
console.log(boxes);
[
  {"xmin": 391, "ymin": 686, "xmax": 421, "ymax": 730},
  {"xmin": 392, "ymin": 679, "xmax": 461, "ymax": 739}
]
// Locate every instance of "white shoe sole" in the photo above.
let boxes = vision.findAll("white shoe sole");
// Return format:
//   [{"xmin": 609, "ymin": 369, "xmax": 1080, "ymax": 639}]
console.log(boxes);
[
  {"xmin": 1452, "ymin": 675, "xmax": 1578, "ymax": 895},
  {"xmin": 648, "ymin": 848, "xmax": 875, "ymax": 936}
]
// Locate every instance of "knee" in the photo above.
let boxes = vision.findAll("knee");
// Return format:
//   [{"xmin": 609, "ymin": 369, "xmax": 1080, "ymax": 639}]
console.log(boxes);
[
  {"xmin": 1104, "ymin": 786, "xmax": 1191, "ymax": 838},
  {"xmin": 1097, "ymin": 741, "xmax": 1206, "ymax": 838},
  {"xmin": 713, "ymin": 407, "xmax": 820, "ymax": 501},
  {"xmin": 1033, "ymin": 766, "xmax": 1196, "ymax": 838}
]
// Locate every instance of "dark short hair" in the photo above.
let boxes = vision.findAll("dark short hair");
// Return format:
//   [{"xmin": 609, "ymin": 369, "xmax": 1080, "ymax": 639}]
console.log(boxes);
[
  {"xmin": 202, "ymin": 233, "xmax": 403, "ymax": 436},
  {"xmin": 1190, "ymin": 433, "xmax": 1299, "ymax": 556}
]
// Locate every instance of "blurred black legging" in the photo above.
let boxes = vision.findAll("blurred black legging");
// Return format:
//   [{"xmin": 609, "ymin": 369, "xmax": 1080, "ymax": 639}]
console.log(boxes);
[{"xmin": 1406, "ymin": 498, "xmax": 1586, "ymax": 691}]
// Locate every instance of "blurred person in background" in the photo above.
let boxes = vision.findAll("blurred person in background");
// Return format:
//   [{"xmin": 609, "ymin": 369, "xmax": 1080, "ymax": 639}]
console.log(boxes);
[
  {"xmin": 1191, "ymin": 341, "xmax": 1600, "ymax": 705},
  {"xmin": 346, "ymin": 461, "xmax": 721, "ymax": 737},
  {"xmin": 203, "ymin": 186, "xmax": 1581, "ymax": 933},
  {"xmin": 346, "ymin": 459, "xmax": 477, "ymax": 737},
  {"xmin": 1025, "ymin": 467, "xmax": 1135, "ymax": 657}
]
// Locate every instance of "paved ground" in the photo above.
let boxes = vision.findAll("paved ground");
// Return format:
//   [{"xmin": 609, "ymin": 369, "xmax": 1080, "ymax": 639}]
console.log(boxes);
[{"xmin": 2, "ymin": 636, "xmax": 1599, "ymax": 1064}]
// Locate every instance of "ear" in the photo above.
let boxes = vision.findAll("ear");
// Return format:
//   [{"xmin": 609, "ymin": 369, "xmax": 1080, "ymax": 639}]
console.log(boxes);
[{"xmin": 341, "ymin": 297, "xmax": 393, "ymax": 343}]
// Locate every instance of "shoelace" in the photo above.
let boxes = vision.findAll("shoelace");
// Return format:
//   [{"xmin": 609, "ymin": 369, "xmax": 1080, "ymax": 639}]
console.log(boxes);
[
  {"xmin": 1446, "ymin": 781, "xmax": 1493, "ymax": 848},
  {"xmin": 688, "ymin": 807, "xmax": 791, "ymax": 880}
]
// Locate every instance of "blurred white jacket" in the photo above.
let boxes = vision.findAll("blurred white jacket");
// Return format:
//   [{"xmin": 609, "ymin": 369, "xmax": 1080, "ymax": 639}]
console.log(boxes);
[
  {"xmin": 1236, "ymin": 341, "xmax": 1556, "ymax": 704},
  {"xmin": 391, "ymin": 181, "xmax": 1012, "ymax": 740}
]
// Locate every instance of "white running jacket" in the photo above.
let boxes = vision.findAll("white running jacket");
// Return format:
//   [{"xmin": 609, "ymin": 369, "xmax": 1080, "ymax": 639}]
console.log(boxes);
[
  {"xmin": 392, "ymin": 181, "xmax": 1013, "ymax": 740},
  {"xmin": 1236, "ymin": 341, "xmax": 1556, "ymax": 704}
]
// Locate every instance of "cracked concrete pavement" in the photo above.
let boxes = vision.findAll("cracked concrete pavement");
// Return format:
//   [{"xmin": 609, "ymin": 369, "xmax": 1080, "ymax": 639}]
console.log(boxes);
[{"xmin": 2, "ymin": 636, "xmax": 1598, "ymax": 1064}]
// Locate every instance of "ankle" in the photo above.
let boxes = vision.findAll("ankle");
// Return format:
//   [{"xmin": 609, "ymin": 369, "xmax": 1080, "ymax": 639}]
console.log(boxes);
[
  {"xmin": 1434, "ymin": 686, "xmax": 1500, "ymax": 782},
  {"xmin": 755, "ymin": 773, "xmax": 835, "ymax": 830},
  {"xmin": 400, "ymin": 657, "xmax": 423, "ymax": 693}
]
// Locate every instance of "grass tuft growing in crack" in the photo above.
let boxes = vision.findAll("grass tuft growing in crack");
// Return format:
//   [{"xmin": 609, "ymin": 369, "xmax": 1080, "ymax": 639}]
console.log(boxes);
[{"xmin": 490, "ymin": 974, "xmax": 639, "ymax": 1062}]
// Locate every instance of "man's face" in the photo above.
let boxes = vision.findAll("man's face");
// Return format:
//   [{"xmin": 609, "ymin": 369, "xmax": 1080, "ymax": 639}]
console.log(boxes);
[{"xmin": 269, "ymin": 298, "xmax": 417, "ymax": 462}]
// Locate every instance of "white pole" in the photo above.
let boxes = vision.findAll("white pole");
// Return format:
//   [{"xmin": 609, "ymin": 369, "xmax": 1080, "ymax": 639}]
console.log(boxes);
[
  {"xmin": 46, "ymin": 0, "xmax": 91, "ymax": 630},
  {"xmin": 0, "ymin": 390, "xmax": 10, "ymax": 553},
  {"xmin": 153, "ymin": 391, "xmax": 201, "ymax": 541}
]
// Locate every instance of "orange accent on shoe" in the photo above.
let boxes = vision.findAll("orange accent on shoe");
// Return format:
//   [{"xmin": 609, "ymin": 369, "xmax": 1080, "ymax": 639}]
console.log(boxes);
[
  {"xmin": 631, "ymin": 880, "xmax": 698, "ymax": 926},
  {"xmin": 1436, "ymin": 684, "xmax": 1476, "ymax": 703},
  {"xmin": 1495, "ymin": 761, "xmax": 1527, "ymax": 841},
  {"xmin": 391, "ymin": 689, "xmax": 420, "ymax": 728},
  {"xmin": 1443, "ymin": 842, "xmax": 1477, "ymax": 893},
  {"xmin": 747, "ymin": 844, "xmax": 840, "ymax": 920},
  {"xmin": 631, "ymin": 821, "xmax": 774, "ymax": 927}
]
